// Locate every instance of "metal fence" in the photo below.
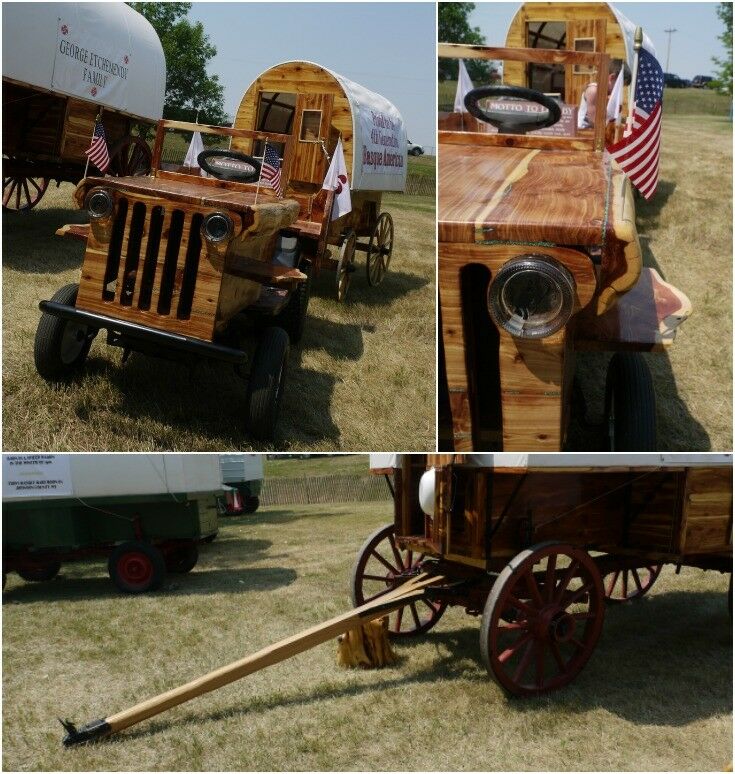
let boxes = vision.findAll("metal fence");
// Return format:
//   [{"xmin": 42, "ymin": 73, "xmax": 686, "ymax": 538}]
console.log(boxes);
[{"xmin": 260, "ymin": 474, "xmax": 392, "ymax": 505}]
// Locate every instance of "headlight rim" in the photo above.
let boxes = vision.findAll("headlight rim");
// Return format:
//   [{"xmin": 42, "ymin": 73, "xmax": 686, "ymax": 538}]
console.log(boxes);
[
  {"xmin": 84, "ymin": 187, "xmax": 114, "ymax": 220},
  {"xmin": 487, "ymin": 253, "xmax": 576, "ymax": 340},
  {"xmin": 202, "ymin": 211, "xmax": 234, "ymax": 244}
]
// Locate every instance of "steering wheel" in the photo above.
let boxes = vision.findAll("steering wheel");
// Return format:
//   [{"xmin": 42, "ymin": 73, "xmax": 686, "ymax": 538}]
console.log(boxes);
[
  {"xmin": 464, "ymin": 86, "xmax": 562, "ymax": 135},
  {"xmin": 197, "ymin": 150, "xmax": 262, "ymax": 182}
]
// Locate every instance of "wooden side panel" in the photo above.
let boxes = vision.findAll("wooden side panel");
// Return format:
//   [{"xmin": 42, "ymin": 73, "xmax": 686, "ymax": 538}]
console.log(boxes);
[
  {"xmin": 61, "ymin": 100, "xmax": 129, "ymax": 160},
  {"xmin": 566, "ymin": 19, "xmax": 607, "ymax": 109},
  {"xmin": 680, "ymin": 467, "xmax": 733, "ymax": 554},
  {"xmin": 439, "ymin": 242, "xmax": 596, "ymax": 451},
  {"xmin": 232, "ymin": 63, "xmax": 353, "ymax": 178},
  {"xmin": 2, "ymin": 82, "xmax": 66, "ymax": 158},
  {"xmin": 290, "ymin": 93, "xmax": 334, "ymax": 185}
]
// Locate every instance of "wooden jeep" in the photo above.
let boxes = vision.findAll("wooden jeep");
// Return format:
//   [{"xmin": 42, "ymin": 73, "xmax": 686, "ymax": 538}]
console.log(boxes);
[
  {"xmin": 34, "ymin": 120, "xmax": 316, "ymax": 441},
  {"xmin": 438, "ymin": 44, "xmax": 691, "ymax": 452}
]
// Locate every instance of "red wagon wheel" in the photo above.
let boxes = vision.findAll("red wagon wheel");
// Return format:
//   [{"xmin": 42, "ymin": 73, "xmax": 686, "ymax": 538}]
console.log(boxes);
[
  {"xmin": 336, "ymin": 230, "xmax": 356, "ymax": 302},
  {"xmin": 107, "ymin": 135, "xmax": 152, "ymax": 177},
  {"xmin": 366, "ymin": 212, "xmax": 394, "ymax": 286},
  {"xmin": 480, "ymin": 542, "xmax": 605, "ymax": 696},
  {"xmin": 350, "ymin": 523, "xmax": 446, "ymax": 637},
  {"xmin": 603, "ymin": 564, "xmax": 662, "ymax": 604},
  {"xmin": 3, "ymin": 155, "xmax": 49, "ymax": 211}
]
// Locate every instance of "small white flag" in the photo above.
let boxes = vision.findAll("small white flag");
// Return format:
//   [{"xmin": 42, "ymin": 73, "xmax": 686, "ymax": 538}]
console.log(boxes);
[
  {"xmin": 322, "ymin": 138, "xmax": 351, "ymax": 221},
  {"xmin": 606, "ymin": 69, "xmax": 624, "ymax": 123},
  {"xmin": 454, "ymin": 59, "xmax": 475, "ymax": 113},
  {"xmin": 184, "ymin": 131, "xmax": 206, "ymax": 177}
]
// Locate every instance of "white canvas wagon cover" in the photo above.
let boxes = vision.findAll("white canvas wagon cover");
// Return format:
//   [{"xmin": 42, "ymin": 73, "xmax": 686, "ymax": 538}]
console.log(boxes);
[
  {"xmin": 2, "ymin": 2, "xmax": 165, "ymax": 121},
  {"xmin": 2, "ymin": 454, "xmax": 223, "ymax": 502},
  {"xmin": 370, "ymin": 454, "xmax": 732, "ymax": 470}
]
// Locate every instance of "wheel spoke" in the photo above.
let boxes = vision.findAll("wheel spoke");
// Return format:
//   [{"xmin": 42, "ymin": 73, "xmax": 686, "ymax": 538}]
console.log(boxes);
[
  {"xmin": 524, "ymin": 570, "xmax": 544, "ymax": 608},
  {"xmin": 535, "ymin": 641, "xmax": 545, "ymax": 688},
  {"xmin": 622, "ymin": 570, "xmax": 628, "ymax": 599},
  {"xmin": 498, "ymin": 630, "xmax": 534, "ymax": 664},
  {"xmin": 506, "ymin": 594, "xmax": 535, "ymax": 617},
  {"xmin": 550, "ymin": 640, "xmax": 566, "ymax": 671},
  {"xmin": 15, "ymin": 179, "xmax": 21, "ymax": 209},
  {"xmin": 606, "ymin": 569, "xmax": 620, "ymax": 597},
  {"xmin": 512, "ymin": 640, "xmax": 535, "ymax": 683},
  {"xmin": 409, "ymin": 602, "xmax": 421, "ymax": 630},
  {"xmin": 554, "ymin": 560, "xmax": 579, "ymax": 603},
  {"xmin": 362, "ymin": 573, "xmax": 390, "ymax": 582},
  {"xmin": 545, "ymin": 553, "xmax": 558, "ymax": 601},
  {"xmin": 498, "ymin": 618, "xmax": 530, "ymax": 631},
  {"xmin": 3, "ymin": 179, "xmax": 16, "ymax": 206},
  {"xmin": 22, "ymin": 178, "xmax": 31, "ymax": 207},
  {"xmin": 395, "ymin": 605, "xmax": 404, "ymax": 631},
  {"xmin": 631, "ymin": 568, "xmax": 644, "ymax": 593},
  {"xmin": 371, "ymin": 549, "xmax": 399, "ymax": 575},
  {"xmin": 564, "ymin": 580, "xmax": 593, "ymax": 608},
  {"xmin": 28, "ymin": 177, "xmax": 41, "ymax": 193},
  {"xmin": 388, "ymin": 533, "xmax": 405, "ymax": 571}
]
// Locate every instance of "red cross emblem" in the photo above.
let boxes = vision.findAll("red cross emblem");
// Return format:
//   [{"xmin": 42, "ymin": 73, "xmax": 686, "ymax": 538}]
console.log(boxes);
[{"xmin": 335, "ymin": 173, "xmax": 347, "ymax": 195}]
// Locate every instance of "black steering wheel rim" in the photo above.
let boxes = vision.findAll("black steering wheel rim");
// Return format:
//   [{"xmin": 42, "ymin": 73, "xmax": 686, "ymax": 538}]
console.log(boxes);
[
  {"xmin": 464, "ymin": 86, "xmax": 562, "ymax": 134},
  {"xmin": 197, "ymin": 149, "xmax": 262, "ymax": 182}
]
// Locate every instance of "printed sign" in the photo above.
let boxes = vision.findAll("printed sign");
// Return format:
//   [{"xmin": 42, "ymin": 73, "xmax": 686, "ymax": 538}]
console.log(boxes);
[
  {"xmin": 52, "ymin": 15, "xmax": 130, "ymax": 105},
  {"xmin": 209, "ymin": 157, "xmax": 257, "ymax": 175},
  {"xmin": 482, "ymin": 101, "xmax": 578, "ymax": 138},
  {"xmin": 2, "ymin": 455, "xmax": 73, "ymax": 499},
  {"xmin": 356, "ymin": 109, "xmax": 405, "ymax": 185}
]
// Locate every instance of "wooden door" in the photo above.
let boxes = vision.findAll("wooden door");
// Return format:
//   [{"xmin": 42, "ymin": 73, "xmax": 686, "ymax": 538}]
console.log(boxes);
[
  {"xmin": 565, "ymin": 19, "xmax": 607, "ymax": 110},
  {"xmin": 290, "ymin": 93, "xmax": 334, "ymax": 185}
]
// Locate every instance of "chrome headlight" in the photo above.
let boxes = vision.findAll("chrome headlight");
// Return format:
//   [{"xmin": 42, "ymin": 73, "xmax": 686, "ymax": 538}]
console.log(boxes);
[
  {"xmin": 487, "ymin": 255, "xmax": 575, "ymax": 339},
  {"xmin": 202, "ymin": 211, "xmax": 233, "ymax": 243},
  {"xmin": 85, "ymin": 187, "xmax": 113, "ymax": 220}
]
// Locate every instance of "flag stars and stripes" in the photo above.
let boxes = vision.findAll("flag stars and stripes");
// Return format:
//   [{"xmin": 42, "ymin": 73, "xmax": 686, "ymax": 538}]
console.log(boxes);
[
  {"xmin": 85, "ymin": 120, "xmax": 110, "ymax": 173},
  {"xmin": 260, "ymin": 143, "xmax": 282, "ymax": 197}
]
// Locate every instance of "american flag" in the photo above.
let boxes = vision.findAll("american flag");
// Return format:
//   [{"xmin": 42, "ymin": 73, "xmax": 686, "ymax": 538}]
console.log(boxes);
[
  {"xmin": 607, "ymin": 48, "xmax": 664, "ymax": 200},
  {"xmin": 85, "ymin": 120, "xmax": 110, "ymax": 173},
  {"xmin": 260, "ymin": 143, "xmax": 282, "ymax": 197}
]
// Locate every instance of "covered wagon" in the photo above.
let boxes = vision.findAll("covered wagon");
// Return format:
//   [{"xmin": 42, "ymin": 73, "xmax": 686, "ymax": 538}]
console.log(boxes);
[
  {"xmin": 231, "ymin": 61, "xmax": 408, "ymax": 300},
  {"xmin": 2, "ymin": 2, "xmax": 165, "ymax": 211},
  {"xmin": 503, "ymin": 2, "xmax": 657, "ymax": 123}
]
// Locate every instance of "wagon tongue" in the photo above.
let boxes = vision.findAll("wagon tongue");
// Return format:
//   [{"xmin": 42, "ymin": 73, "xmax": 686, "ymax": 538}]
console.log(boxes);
[{"xmin": 59, "ymin": 717, "xmax": 111, "ymax": 747}]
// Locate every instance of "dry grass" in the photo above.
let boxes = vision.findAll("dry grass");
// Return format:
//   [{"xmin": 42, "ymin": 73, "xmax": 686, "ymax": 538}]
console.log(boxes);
[
  {"xmin": 2, "ymin": 189, "xmax": 435, "ymax": 451},
  {"xmin": 569, "ymin": 114, "xmax": 732, "ymax": 450},
  {"xmin": 2, "ymin": 500, "xmax": 731, "ymax": 771}
]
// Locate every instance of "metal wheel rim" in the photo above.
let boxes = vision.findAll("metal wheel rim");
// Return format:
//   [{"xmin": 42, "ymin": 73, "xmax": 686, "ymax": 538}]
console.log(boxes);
[
  {"xmin": 336, "ymin": 231, "xmax": 356, "ymax": 302},
  {"xmin": 485, "ymin": 544, "xmax": 604, "ymax": 695},
  {"xmin": 117, "ymin": 552, "xmax": 153, "ymax": 588},
  {"xmin": 60, "ymin": 322, "xmax": 89, "ymax": 365},
  {"xmin": 352, "ymin": 523, "xmax": 445, "ymax": 637},
  {"xmin": 366, "ymin": 212, "xmax": 394, "ymax": 286},
  {"xmin": 604, "ymin": 565, "xmax": 662, "ymax": 603}
]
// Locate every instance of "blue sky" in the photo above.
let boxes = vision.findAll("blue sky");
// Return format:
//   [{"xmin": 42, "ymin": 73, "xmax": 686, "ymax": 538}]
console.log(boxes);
[
  {"xmin": 470, "ymin": 2, "xmax": 729, "ymax": 79},
  {"xmin": 188, "ymin": 2, "xmax": 436, "ymax": 148}
]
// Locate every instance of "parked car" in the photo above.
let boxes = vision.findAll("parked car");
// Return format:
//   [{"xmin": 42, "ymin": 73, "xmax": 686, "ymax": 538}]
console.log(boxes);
[
  {"xmin": 691, "ymin": 75, "xmax": 714, "ymax": 88},
  {"xmin": 664, "ymin": 73, "xmax": 689, "ymax": 88},
  {"xmin": 407, "ymin": 141, "xmax": 424, "ymax": 156}
]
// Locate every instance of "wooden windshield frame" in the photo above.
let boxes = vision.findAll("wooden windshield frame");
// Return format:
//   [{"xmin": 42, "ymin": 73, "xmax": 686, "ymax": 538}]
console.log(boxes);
[{"xmin": 438, "ymin": 43, "xmax": 609, "ymax": 153}]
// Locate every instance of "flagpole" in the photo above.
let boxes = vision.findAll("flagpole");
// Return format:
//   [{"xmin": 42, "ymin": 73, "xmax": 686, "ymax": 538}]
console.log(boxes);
[
  {"xmin": 624, "ymin": 26, "xmax": 643, "ymax": 138},
  {"xmin": 84, "ymin": 109, "xmax": 103, "ymax": 179},
  {"xmin": 254, "ymin": 138, "xmax": 267, "ymax": 205}
]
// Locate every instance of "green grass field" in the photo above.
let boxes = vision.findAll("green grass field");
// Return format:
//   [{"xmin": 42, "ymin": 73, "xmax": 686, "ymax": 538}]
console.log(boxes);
[
  {"xmin": 2, "ymin": 501, "xmax": 731, "ymax": 771},
  {"xmin": 2, "ymin": 188, "xmax": 435, "ymax": 451},
  {"xmin": 264, "ymin": 453, "xmax": 367, "ymax": 478}
]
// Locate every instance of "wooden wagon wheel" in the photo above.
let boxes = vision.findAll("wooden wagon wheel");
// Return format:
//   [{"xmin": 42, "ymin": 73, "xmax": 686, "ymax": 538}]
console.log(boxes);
[
  {"xmin": 2, "ymin": 156, "xmax": 49, "ymax": 211},
  {"xmin": 603, "ymin": 564, "xmax": 662, "ymax": 604},
  {"xmin": 366, "ymin": 212, "xmax": 394, "ymax": 286},
  {"xmin": 336, "ymin": 229, "xmax": 356, "ymax": 303},
  {"xmin": 107, "ymin": 135, "xmax": 152, "ymax": 177},
  {"xmin": 480, "ymin": 542, "xmax": 605, "ymax": 696},
  {"xmin": 350, "ymin": 523, "xmax": 446, "ymax": 637}
]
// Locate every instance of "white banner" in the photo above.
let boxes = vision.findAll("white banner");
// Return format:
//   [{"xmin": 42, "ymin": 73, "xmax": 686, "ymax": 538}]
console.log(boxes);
[
  {"xmin": 2, "ymin": 454, "xmax": 73, "ymax": 499},
  {"xmin": 354, "ymin": 108, "xmax": 406, "ymax": 190},
  {"xmin": 52, "ymin": 14, "xmax": 131, "ymax": 107}
]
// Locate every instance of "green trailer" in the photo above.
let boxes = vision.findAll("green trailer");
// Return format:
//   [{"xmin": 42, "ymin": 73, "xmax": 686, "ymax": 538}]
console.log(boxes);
[{"xmin": 3, "ymin": 454, "xmax": 221, "ymax": 593}]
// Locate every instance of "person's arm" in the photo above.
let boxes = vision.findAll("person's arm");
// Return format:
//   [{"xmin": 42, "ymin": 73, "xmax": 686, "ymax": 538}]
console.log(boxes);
[{"xmin": 583, "ymin": 83, "xmax": 598, "ymax": 127}]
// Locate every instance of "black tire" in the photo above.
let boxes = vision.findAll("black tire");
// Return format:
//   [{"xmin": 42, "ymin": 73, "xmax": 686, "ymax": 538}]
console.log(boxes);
[
  {"xmin": 108, "ymin": 541, "xmax": 166, "ymax": 593},
  {"xmin": 275, "ymin": 265, "xmax": 311, "ymax": 344},
  {"xmin": 18, "ymin": 560, "xmax": 61, "ymax": 582},
  {"xmin": 245, "ymin": 326, "xmax": 290, "ymax": 441},
  {"xmin": 604, "ymin": 352, "xmax": 657, "ymax": 451},
  {"xmin": 34, "ymin": 283, "xmax": 97, "ymax": 381},
  {"xmin": 165, "ymin": 544, "xmax": 199, "ymax": 574},
  {"xmin": 243, "ymin": 496, "xmax": 260, "ymax": 514}
]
